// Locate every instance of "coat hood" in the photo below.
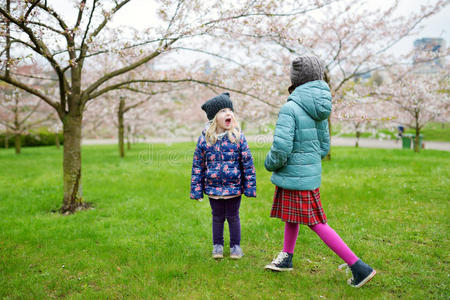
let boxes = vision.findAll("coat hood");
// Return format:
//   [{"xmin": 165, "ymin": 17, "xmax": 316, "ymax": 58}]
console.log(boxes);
[{"xmin": 287, "ymin": 80, "xmax": 332, "ymax": 121}]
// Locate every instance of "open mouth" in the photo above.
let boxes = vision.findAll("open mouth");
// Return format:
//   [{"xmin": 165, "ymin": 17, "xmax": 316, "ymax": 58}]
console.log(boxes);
[{"xmin": 225, "ymin": 117, "xmax": 232, "ymax": 126}]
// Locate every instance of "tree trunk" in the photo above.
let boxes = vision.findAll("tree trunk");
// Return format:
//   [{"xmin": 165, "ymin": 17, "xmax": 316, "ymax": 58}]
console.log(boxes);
[
  {"xmin": 414, "ymin": 125, "xmax": 421, "ymax": 153},
  {"xmin": 61, "ymin": 114, "xmax": 86, "ymax": 213},
  {"xmin": 118, "ymin": 98, "xmax": 125, "ymax": 158},
  {"xmin": 55, "ymin": 132, "xmax": 60, "ymax": 149},
  {"xmin": 414, "ymin": 111, "xmax": 420, "ymax": 153},
  {"xmin": 14, "ymin": 133, "xmax": 21, "ymax": 154},
  {"xmin": 4, "ymin": 132, "xmax": 9, "ymax": 149},
  {"xmin": 127, "ymin": 124, "xmax": 131, "ymax": 150},
  {"xmin": 356, "ymin": 131, "xmax": 360, "ymax": 148}
]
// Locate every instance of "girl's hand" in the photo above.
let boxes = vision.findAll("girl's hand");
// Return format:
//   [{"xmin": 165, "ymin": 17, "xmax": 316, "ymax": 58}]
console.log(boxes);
[{"xmin": 194, "ymin": 198, "xmax": 203, "ymax": 202}]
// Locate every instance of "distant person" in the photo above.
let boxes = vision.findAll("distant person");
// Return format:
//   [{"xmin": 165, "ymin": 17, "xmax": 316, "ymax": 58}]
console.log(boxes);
[
  {"xmin": 397, "ymin": 125, "xmax": 405, "ymax": 143},
  {"xmin": 263, "ymin": 55, "xmax": 376, "ymax": 288},
  {"xmin": 190, "ymin": 93, "xmax": 256, "ymax": 259}
]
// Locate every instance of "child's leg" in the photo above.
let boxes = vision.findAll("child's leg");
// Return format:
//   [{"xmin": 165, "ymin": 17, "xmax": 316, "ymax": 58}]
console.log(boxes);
[
  {"xmin": 225, "ymin": 196, "xmax": 241, "ymax": 247},
  {"xmin": 209, "ymin": 198, "xmax": 226, "ymax": 245},
  {"xmin": 283, "ymin": 222, "xmax": 299, "ymax": 254},
  {"xmin": 309, "ymin": 223, "xmax": 359, "ymax": 266}
]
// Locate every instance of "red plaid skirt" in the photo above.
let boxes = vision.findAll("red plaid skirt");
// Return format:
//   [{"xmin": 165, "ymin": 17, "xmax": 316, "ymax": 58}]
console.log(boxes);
[{"xmin": 270, "ymin": 186, "xmax": 327, "ymax": 225}]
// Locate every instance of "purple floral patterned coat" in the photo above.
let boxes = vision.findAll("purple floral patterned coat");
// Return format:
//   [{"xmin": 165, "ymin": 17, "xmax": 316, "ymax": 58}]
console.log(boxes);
[{"xmin": 190, "ymin": 132, "xmax": 256, "ymax": 200}]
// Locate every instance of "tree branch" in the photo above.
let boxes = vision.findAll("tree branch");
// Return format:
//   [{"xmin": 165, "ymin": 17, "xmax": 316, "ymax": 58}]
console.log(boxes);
[
  {"xmin": 200, "ymin": 0, "xmax": 339, "ymax": 28},
  {"xmin": 23, "ymin": 112, "xmax": 55, "ymax": 130},
  {"xmin": 165, "ymin": 0, "xmax": 184, "ymax": 35},
  {"xmin": 24, "ymin": 0, "xmax": 41, "ymax": 20},
  {"xmin": 87, "ymin": 78, "xmax": 278, "ymax": 107},
  {"xmin": 86, "ymin": 0, "xmax": 130, "ymax": 41},
  {"xmin": 0, "ymin": 6, "xmax": 70, "ymax": 107},
  {"xmin": 74, "ymin": 0, "xmax": 87, "ymax": 29},
  {"xmin": 78, "ymin": 0, "xmax": 97, "ymax": 60},
  {"xmin": 27, "ymin": 20, "xmax": 64, "ymax": 35},
  {"xmin": 124, "ymin": 98, "xmax": 150, "ymax": 113},
  {"xmin": 82, "ymin": 40, "xmax": 178, "ymax": 102},
  {"xmin": 36, "ymin": 2, "xmax": 69, "ymax": 31},
  {"xmin": 0, "ymin": 119, "xmax": 15, "ymax": 130},
  {"xmin": 173, "ymin": 47, "xmax": 245, "ymax": 67},
  {"xmin": 18, "ymin": 101, "xmax": 41, "ymax": 126},
  {"xmin": 0, "ymin": 75, "xmax": 59, "ymax": 110}
]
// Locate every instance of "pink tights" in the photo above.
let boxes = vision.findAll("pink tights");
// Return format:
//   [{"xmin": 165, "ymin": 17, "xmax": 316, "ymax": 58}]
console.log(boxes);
[{"xmin": 283, "ymin": 222, "xmax": 359, "ymax": 266}]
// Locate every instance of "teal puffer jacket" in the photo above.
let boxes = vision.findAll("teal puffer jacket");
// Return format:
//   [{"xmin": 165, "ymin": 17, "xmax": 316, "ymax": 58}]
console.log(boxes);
[{"xmin": 264, "ymin": 80, "xmax": 331, "ymax": 190}]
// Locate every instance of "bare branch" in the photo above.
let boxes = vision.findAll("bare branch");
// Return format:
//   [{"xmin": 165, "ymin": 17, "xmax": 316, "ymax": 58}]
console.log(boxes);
[
  {"xmin": 124, "ymin": 98, "xmax": 150, "ymax": 113},
  {"xmin": 26, "ymin": 20, "xmax": 65, "ymax": 35},
  {"xmin": 36, "ymin": 2, "xmax": 69, "ymax": 31},
  {"xmin": 82, "ymin": 40, "xmax": 178, "ymax": 102},
  {"xmin": 24, "ymin": 0, "xmax": 41, "ymax": 21},
  {"xmin": 23, "ymin": 112, "xmax": 55, "ymax": 130},
  {"xmin": 4, "ymin": 0, "xmax": 11, "ymax": 79},
  {"xmin": 74, "ymin": 0, "xmax": 87, "ymax": 29},
  {"xmin": 0, "ymin": 75, "xmax": 59, "ymax": 110},
  {"xmin": 87, "ymin": 78, "xmax": 278, "ymax": 108},
  {"xmin": 78, "ymin": 0, "xmax": 97, "ymax": 59},
  {"xmin": 118, "ymin": 86, "xmax": 181, "ymax": 96},
  {"xmin": 8, "ymin": 71, "xmax": 58, "ymax": 81},
  {"xmin": 0, "ymin": 119, "xmax": 14, "ymax": 130},
  {"xmin": 9, "ymin": 37, "xmax": 39, "ymax": 52},
  {"xmin": 173, "ymin": 47, "xmax": 245, "ymax": 67},
  {"xmin": 0, "ymin": 7, "xmax": 70, "ymax": 106},
  {"xmin": 165, "ymin": 0, "xmax": 184, "ymax": 35},
  {"xmin": 18, "ymin": 101, "xmax": 41, "ymax": 126},
  {"xmin": 200, "ymin": 0, "xmax": 339, "ymax": 28},
  {"xmin": 87, "ymin": 0, "xmax": 130, "ymax": 41},
  {"xmin": 375, "ymin": 6, "xmax": 443, "ymax": 57}
]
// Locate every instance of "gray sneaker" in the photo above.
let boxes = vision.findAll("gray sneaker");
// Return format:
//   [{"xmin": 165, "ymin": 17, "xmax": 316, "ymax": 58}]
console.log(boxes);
[
  {"xmin": 230, "ymin": 245, "xmax": 244, "ymax": 259},
  {"xmin": 212, "ymin": 244, "xmax": 224, "ymax": 259}
]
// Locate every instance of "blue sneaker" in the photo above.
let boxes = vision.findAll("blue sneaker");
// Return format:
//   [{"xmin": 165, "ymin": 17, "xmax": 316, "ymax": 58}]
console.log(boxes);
[
  {"xmin": 212, "ymin": 244, "xmax": 223, "ymax": 259},
  {"xmin": 230, "ymin": 245, "xmax": 244, "ymax": 259},
  {"xmin": 346, "ymin": 259, "xmax": 376, "ymax": 288},
  {"xmin": 265, "ymin": 252, "xmax": 293, "ymax": 272}
]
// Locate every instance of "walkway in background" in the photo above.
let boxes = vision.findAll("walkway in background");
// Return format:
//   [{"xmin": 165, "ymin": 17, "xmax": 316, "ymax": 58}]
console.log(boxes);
[{"xmin": 82, "ymin": 136, "xmax": 450, "ymax": 151}]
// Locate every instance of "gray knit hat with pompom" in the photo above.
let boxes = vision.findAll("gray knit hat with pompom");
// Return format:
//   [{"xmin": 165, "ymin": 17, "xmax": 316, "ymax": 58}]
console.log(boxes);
[{"xmin": 290, "ymin": 55, "xmax": 325, "ymax": 89}]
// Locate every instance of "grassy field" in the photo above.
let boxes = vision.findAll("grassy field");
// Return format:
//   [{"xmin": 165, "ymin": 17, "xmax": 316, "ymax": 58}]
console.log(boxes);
[
  {"xmin": 0, "ymin": 143, "xmax": 449, "ymax": 299},
  {"xmin": 331, "ymin": 122, "xmax": 450, "ymax": 142}
]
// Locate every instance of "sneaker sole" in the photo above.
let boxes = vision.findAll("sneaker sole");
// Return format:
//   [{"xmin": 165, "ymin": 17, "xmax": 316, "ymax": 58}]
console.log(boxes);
[
  {"xmin": 230, "ymin": 255, "xmax": 243, "ymax": 259},
  {"xmin": 213, "ymin": 254, "xmax": 223, "ymax": 259},
  {"xmin": 350, "ymin": 270, "xmax": 377, "ymax": 288},
  {"xmin": 264, "ymin": 264, "xmax": 293, "ymax": 272}
]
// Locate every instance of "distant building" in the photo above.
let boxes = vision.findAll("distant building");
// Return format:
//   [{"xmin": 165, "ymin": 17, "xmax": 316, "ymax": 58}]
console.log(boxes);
[{"xmin": 413, "ymin": 38, "xmax": 446, "ymax": 73}]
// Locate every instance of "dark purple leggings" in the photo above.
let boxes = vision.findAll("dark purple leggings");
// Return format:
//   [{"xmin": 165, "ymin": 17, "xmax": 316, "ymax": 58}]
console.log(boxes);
[{"xmin": 209, "ymin": 196, "xmax": 241, "ymax": 247}]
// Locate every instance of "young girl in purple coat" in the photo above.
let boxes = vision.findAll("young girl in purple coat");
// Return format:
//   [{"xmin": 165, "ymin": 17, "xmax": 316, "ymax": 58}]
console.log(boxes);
[{"xmin": 190, "ymin": 92, "xmax": 256, "ymax": 259}]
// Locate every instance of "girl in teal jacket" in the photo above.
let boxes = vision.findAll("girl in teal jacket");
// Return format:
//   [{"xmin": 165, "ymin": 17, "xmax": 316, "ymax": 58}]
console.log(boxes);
[{"xmin": 264, "ymin": 55, "xmax": 376, "ymax": 288}]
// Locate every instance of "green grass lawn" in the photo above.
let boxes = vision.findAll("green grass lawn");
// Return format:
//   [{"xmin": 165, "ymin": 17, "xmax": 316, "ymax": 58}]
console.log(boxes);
[
  {"xmin": 332, "ymin": 122, "xmax": 450, "ymax": 142},
  {"xmin": 0, "ymin": 143, "xmax": 449, "ymax": 299}
]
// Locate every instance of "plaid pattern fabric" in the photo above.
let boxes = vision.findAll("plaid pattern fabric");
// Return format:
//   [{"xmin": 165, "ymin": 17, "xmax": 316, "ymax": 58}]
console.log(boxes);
[{"xmin": 270, "ymin": 186, "xmax": 327, "ymax": 225}]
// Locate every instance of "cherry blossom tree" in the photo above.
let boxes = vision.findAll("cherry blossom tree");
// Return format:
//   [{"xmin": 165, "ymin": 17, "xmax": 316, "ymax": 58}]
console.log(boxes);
[
  {"xmin": 0, "ymin": 84, "xmax": 57, "ymax": 154},
  {"xmin": 240, "ymin": 0, "xmax": 448, "ymax": 157},
  {"xmin": 333, "ymin": 87, "xmax": 398, "ymax": 147},
  {"xmin": 1, "ymin": 0, "xmax": 337, "ymax": 213},
  {"xmin": 375, "ymin": 67, "xmax": 449, "ymax": 152}
]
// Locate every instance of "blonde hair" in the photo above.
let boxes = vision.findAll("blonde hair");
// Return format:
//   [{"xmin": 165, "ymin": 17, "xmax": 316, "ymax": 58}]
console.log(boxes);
[{"xmin": 205, "ymin": 114, "xmax": 241, "ymax": 146}]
